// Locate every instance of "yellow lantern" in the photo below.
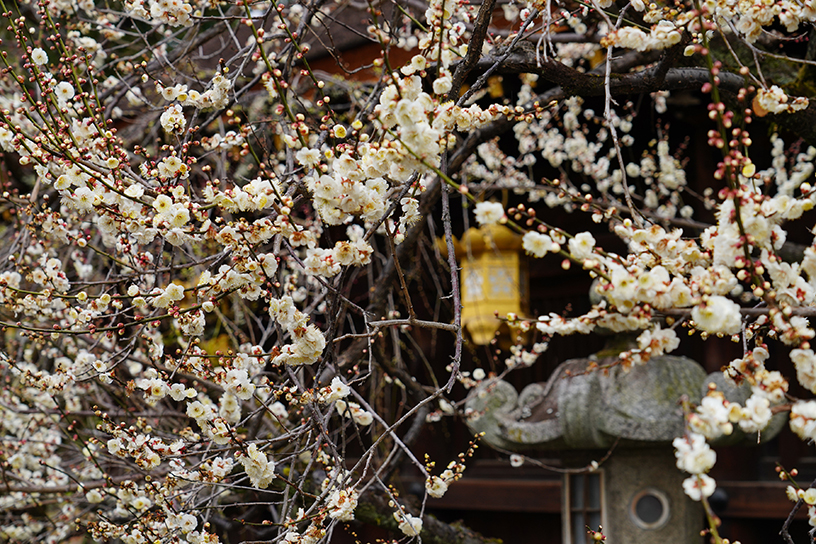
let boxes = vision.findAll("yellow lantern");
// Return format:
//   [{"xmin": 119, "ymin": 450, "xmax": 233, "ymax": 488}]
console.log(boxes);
[{"xmin": 443, "ymin": 223, "xmax": 528, "ymax": 345}]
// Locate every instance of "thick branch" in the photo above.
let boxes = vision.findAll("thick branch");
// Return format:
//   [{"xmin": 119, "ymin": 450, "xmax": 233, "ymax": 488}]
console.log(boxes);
[
  {"xmin": 483, "ymin": 49, "xmax": 744, "ymax": 96},
  {"xmin": 479, "ymin": 45, "xmax": 816, "ymax": 145},
  {"xmin": 448, "ymin": 0, "xmax": 498, "ymax": 100}
]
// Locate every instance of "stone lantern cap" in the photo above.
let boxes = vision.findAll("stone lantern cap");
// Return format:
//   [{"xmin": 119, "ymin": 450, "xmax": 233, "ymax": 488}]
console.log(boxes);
[{"xmin": 466, "ymin": 353, "xmax": 786, "ymax": 452}]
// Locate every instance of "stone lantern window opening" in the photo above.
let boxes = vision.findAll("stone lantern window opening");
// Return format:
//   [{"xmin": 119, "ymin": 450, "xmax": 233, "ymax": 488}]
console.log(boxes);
[
  {"xmin": 565, "ymin": 471, "xmax": 605, "ymax": 544},
  {"xmin": 630, "ymin": 487, "xmax": 671, "ymax": 530}
]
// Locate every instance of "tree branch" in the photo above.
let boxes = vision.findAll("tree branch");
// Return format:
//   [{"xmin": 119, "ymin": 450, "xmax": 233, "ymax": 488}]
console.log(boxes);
[{"xmin": 448, "ymin": 0, "xmax": 498, "ymax": 100}]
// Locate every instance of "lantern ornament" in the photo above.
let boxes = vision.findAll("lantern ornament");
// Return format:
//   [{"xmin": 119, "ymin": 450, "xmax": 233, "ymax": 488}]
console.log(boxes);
[{"xmin": 453, "ymin": 223, "xmax": 528, "ymax": 345}]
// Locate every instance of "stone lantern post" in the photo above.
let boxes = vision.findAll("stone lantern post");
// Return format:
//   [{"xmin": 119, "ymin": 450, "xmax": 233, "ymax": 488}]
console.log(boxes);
[{"xmin": 466, "ymin": 345, "xmax": 786, "ymax": 544}]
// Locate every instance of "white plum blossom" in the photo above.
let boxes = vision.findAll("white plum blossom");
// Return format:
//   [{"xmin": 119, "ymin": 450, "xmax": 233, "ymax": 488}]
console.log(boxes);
[
  {"xmin": 603, "ymin": 21, "xmax": 681, "ymax": 51},
  {"xmin": 138, "ymin": 377, "xmax": 169, "ymax": 406},
  {"xmin": 682, "ymin": 474, "xmax": 716, "ymax": 501},
  {"xmin": 568, "ymin": 232, "xmax": 596, "ymax": 260},
  {"xmin": 394, "ymin": 512, "xmax": 423, "ymax": 536},
  {"xmin": 151, "ymin": 282, "xmax": 186, "ymax": 308},
  {"xmin": 322, "ymin": 376, "xmax": 350, "ymax": 403},
  {"xmin": 86, "ymin": 489, "xmax": 104, "ymax": 504},
  {"xmin": 223, "ymin": 368, "xmax": 256, "ymax": 400},
  {"xmin": 54, "ymin": 82, "xmax": 75, "ymax": 104},
  {"xmin": 9, "ymin": 1, "xmax": 816, "ymax": 542},
  {"xmin": 239, "ymin": 444, "xmax": 276, "ymax": 489},
  {"xmin": 268, "ymin": 296, "xmax": 326, "ymax": 365},
  {"xmin": 636, "ymin": 325, "xmax": 680, "ymax": 357},
  {"xmin": 738, "ymin": 395, "xmax": 772, "ymax": 433},
  {"xmin": 688, "ymin": 392, "xmax": 736, "ymax": 439},
  {"xmin": 691, "ymin": 296, "xmax": 742, "ymax": 335},
  {"xmin": 160, "ymin": 104, "xmax": 186, "ymax": 133},
  {"xmin": 792, "ymin": 348, "xmax": 816, "ymax": 393},
  {"xmin": 473, "ymin": 201, "xmax": 505, "ymax": 226},
  {"xmin": 790, "ymin": 401, "xmax": 816, "ymax": 440},
  {"xmin": 326, "ymin": 488, "xmax": 358, "ymax": 521},
  {"xmin": 336, "ymin": 400, "xmax": 374, "ymax": 426},
  {"xmin": 755, "ymin": 85, "xmax": 809, "ymax": 115},
  {"xmin": 169, "ymin": 383, "xmax": 196, "ymax": 401},
  {"xmin": 31, "ymin": 48, "xmax": 48, "ymax": 65},
  {"xmin": 673, "ymin": 432, "xmax": 716, "ymax": 474},
  {"xmin": 147, "ymin": 0, "xmax": 194, "ymax": 26},
  {"xmin": 752, "ymin": 370, "xmax": 789, "ymax": 404},
  {"xmin": 433, "ymin": 75, "xmax": 452, "ymax": 95},
  {"xmin": 523, "ymin": 231, "xmax": 560, "ymax": 257},
  {"xmin": 426, "ymin": 475, "xmax": 449, "ymax": 498},
  {"xmin": 296, "ymin": 148, "xmax": 321, "ymax": 168}
]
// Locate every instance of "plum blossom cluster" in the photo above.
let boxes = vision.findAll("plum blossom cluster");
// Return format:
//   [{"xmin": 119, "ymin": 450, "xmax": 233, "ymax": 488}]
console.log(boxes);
[
  {"xmin": 753, "ymin": 86, "xmax": 810, "ymax": 116},
  {"xmin": 784, "ymin": 484, "xmax": 816, "ymax": 528},
  {"xmin": 701, "ymin": 0, "xmax": 816, "ymax": 43},
  {"xmin": 268, "ymin": 295, "xmax": 327, "ymax": 366},
  {"xmin": 322, "ymin": 469, "xmax": 360, "ymax": 522},
  {"xmin": 155, "ymin": 72, "xmax": 233, "ymax": 111},
  {"xmin": 609, "ymin": 324, "xmax": 681, "ymax": 369},
  {"xmin": 295, "ymin": 72, "xmax": 507, "ymax": 242},
  {"xmin": 335, "ymin": 400, "xmax": 374, "ymax": 426},
  {"xmin": 125, "ymin": 0, "xmax": 194, "ymax": 27},
  {"xmin": 688, "ymin": 387, "xmax": 773, "ymax": 440},
  {"xmin": 673, "ymin": 433, "xmax": 717, "ymax": 501},
  {"xmin": 238, "ymin": 444, "xmax": 277, "ymax": 489},
  {"xmin": 601, "ymin": 21, "xmax": 683, "ymax": 51},
  {"xmin": 505, "ymin": 339, "xmax": 549, "ymax": 369},
  {"xmin": 790, "ymin": 401, "xmax": 816, "ymax": 441}
]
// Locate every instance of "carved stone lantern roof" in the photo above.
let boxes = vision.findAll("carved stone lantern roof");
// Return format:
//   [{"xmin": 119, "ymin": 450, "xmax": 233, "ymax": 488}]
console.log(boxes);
[{"xmin": 467, "ymin": 352, "xmax": 785, "ymax": 452}]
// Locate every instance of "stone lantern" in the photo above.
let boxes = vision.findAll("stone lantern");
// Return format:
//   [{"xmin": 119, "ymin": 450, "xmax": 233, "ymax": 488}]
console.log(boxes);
[
  {"xmin": 466, "ymin": 342, "xmax": 786, "ymax": 544},
  {"xmin": 448, "ymin": 223, "xmax": 528, "ymax": 345}
]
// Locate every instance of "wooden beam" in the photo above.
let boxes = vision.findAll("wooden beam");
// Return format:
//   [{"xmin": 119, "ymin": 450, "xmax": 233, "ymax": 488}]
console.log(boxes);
[
  {"xmin": 426, "ymin": 478, "xmax": 802, "ymax": 520},
  {"xmin": 717, "ymin": 482, "xmax": 805, "ymax": 520},
  {"xmin": 428, "ymin": 479, "xmax": 561, "ymax": 513}
]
